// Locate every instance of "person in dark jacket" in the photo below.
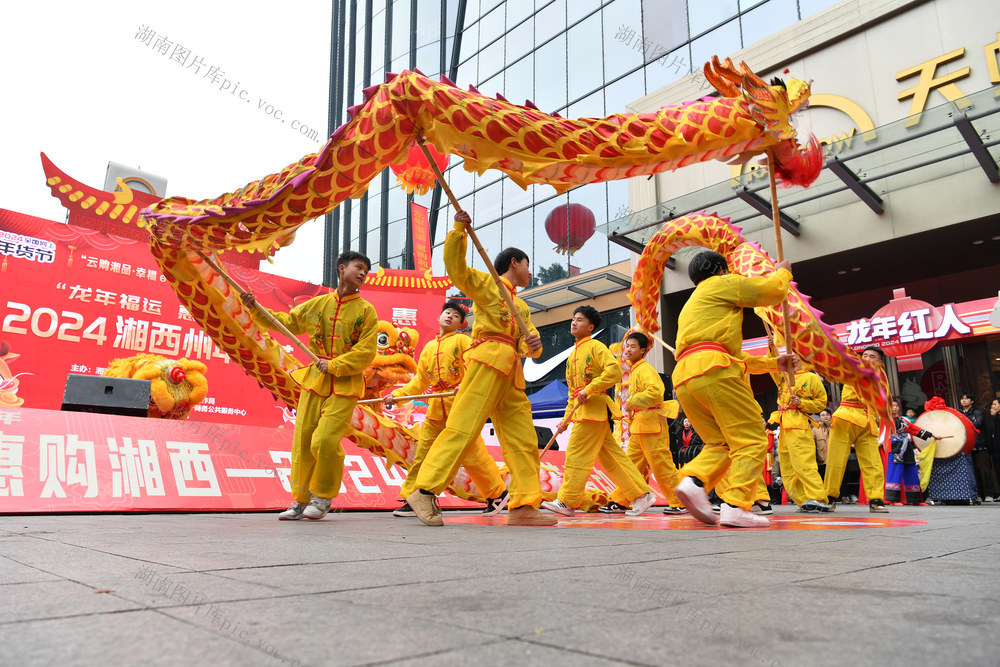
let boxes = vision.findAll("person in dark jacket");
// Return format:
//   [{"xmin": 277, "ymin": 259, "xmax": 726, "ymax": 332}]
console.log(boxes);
[{"xmin": 960, "ymin": 392, "xmax": 999, "ymax": 502}]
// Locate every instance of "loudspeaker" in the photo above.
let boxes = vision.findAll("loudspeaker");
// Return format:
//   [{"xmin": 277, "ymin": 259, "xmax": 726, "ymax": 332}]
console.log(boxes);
[
  {"xmin": 61, "ymin": 374, "xmax": 151, "ymax": 417},
  {"xmin": 535, "ymin": 425, "xmax": 555, "ymax": 450}
]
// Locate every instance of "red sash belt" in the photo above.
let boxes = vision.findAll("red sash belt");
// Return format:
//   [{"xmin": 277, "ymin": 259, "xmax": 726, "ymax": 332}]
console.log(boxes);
[
  {"xmin": 676, "ymin": 341, "xmax": 729, "ymax": 360},
  {"xmin": 839, "ymin": 401, "xmax": 865, "ymax": 410},
  {"xmin": 472, "ymin": 333, "xmax": 516, "ymax": 347}
]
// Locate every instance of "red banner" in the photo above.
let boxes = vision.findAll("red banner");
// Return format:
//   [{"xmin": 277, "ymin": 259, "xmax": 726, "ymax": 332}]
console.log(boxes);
[
  {"xmin": 410, "ymin": 202, "xmax": 431, "ymax": 272},
  {"xmin": 0, "ymin": 208, "xmax": 450, "ymax": 428}
]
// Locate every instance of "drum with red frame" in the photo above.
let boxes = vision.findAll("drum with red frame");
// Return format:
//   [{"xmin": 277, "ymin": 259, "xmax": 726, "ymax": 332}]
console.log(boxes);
[{"xmin": 912, "ymin": 408, "xmax": 977, "ymax": 458}]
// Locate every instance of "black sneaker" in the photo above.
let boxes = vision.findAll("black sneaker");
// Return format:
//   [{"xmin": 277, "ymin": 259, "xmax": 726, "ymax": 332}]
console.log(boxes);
[
  {"xmin": 598, "ymin": 502, "xmax": 628, "ymax": 514},
  {"xmin": 392, "ymin": 502, "xmax": 416, "ymax": 517},
  {"xmin": 711, "ymin": 502, "xmax": 722, "ymax": 514},
  {"xmin": 483, "ymin": 490, "xmax": 510, "ymax": 516},
  {"xmin": 662, "ymin": 506, "xmax": 689, "ymax": 515},
  {"xmin": 800, "ymin": 499, "xmax": 831, "ymax": 513},
  {"xmin": 751, "ymin": 501, "xmax": 773, "ymax": 515},
  {"xmin": 869, "ymin": 499, "xmax": 888, "ymax": 513}
]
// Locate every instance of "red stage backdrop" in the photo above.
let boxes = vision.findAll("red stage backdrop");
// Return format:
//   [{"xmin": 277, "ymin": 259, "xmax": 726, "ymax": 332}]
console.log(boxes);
[{"xmin": 0, "ymin": 208, "xmax": 451, "ymax": 428}]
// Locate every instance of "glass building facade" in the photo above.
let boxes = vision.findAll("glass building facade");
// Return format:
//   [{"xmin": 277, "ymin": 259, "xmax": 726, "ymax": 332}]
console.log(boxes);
[{"xmin": 324, "ymin": 0, "xmax": 841, "ymax": 287}]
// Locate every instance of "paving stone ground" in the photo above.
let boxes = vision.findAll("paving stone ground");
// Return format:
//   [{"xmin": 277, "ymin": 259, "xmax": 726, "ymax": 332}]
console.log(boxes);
[{"xmin": 3, "ymin": 504, "xmax": 998, "ymax": 666}]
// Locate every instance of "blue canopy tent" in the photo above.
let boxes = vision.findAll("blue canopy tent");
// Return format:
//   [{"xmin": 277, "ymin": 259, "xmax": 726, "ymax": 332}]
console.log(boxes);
[{"xmin": 528, "ymin": 380, "xmax": 569, "ymax": 418}]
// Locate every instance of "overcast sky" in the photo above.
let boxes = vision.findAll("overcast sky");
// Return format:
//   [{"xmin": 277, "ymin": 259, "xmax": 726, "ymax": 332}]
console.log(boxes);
[{"xmin": 1, "ymin": 1, "xmax": 334, "ymax": 284}]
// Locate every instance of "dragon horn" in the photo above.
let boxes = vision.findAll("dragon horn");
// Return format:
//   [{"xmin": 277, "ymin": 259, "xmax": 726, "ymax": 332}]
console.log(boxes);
[
  {"xmin": 739, "ymin": 61, "xmax": 778, "ymax": 103},
  {"xmin": 704, "ymin": 56, "xmax": 740, "ymax": 98}
]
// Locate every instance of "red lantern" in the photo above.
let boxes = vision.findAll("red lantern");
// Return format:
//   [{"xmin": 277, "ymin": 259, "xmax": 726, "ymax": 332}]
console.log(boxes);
[
  {"xmin": 872, "ymin": 288, "xmax": 943, "ymax": 371},
  {"xmin": 544, "ymin": 203, "xmax": 596, "ymax": 256},
  {"xmin": 390, "ymin": 143, "xmax": 449, "ymax": 196}
]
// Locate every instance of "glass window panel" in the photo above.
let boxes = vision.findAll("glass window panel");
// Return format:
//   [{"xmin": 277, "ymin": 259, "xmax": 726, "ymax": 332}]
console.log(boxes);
[
  {"xmin": 460, "ymin": 20, "xmax": 479, "ymax": 61},
  {"xmin": 503, "ymin": 54, "xmax": 534, "ymax": 106},
  {"xmin": 739, "ymin": 0, "xmax": 766, "ymax": 10},
  {"xmin": 387, "ymin": 218, "xmax": 407, "ymax": 257},
  {"xmin": 365, "ymin": 194, "xmax": 382, "ymax": 235},
  {"xmin": 416, "ymin": 42, "xmax": 440, "ymax": 77},
  {"xmin": 434, "ymin": 202, "xmax": 453, "ymax": 246},
  {"xmin": 391, "ymin": 0, "xmax": 411, "ymax": 60},
  {"xmin": 567, "ymin": 13, "xmax": 603, "ymax": 102},
  {"xmin": 602, "ymin": 0, "xmax": 643, "ymax": 81},
  {"xmin": 478, "ymin": 4, "xmax": 505, "ymax": 45},
  {"xmin": 373, "ymin": 0, "xmax": 386, "ymax": 14},
  {"xmin": 643, "ymin": 45, "xmax": 690, "ymax": 92},
  {"xmin": 457, "ymin": 193, "xmax": 474, "ymax": 222},
  {"xmin": 416, "ymin": 2, "xmax": 440, "ymax": 47},
  {"xmin": 690, "ymin": 20, "xmax": 741, "ymax": 72},
  {"xmin": 799, "ymin": 0, "xmax": 840, "ymax": 19},
  {"xmin": 447, "ymin": 160, "xmax": 475, "ymax": 198},
  {"xmin": 474, "ymin": 180, "xmax": 503, "ymax": 225},
  {"xmin": 688, "ymin": 0, "xmax": 736, "ymax": 37},
  {"xmin": 501, "ymin": 175, "xmax": 534, "ymax": 215},
  {"xmin": 566, "ymin": 184, "xmax": 608, "ymax": 274},
  {"xmin": 568, "ymin": 88, "xmax": 604, "ymax": 118},
  {"xmin": 741, "ymin": 0, "xmax": 797, "ymax": 47},
  {"xmin": 501, "ymin": 207, "xmax": 532, "ymax": 250},
  {"xmin": 533, "ymin": 33, "xmax": 566, "ymax": 114},
  {"xmin": 604, "ymin": 69, "xmax": 645, "ymax": 113},
  {"xmin": 507, "ymin": 0, "xmax": 534, "ymax": 27},
  {"xmin": 534, "ymin": 0, "xmax": 566, "ymax": 45},
  {"xmin": 567, "ymin": 0, "xmax": 602, "ymax": 25},
  {"xmin": 463, "ymin": 0, "xmax": 480, "ymax": 27},
  {"xmin": 471, "ymin": 221, "xmax": 502, "ymax": 271},
  {"xmin": 391, "ymin": 54, "xmax": 409, "ymax": 74},
  {"xmin": 372, "ymin": 67, "xmax": 385, "ymax": 85},
  {"xmin": 534, "ymin": 196, "xmax": 570, "ymax": 287},
  {"xmin": 366, "ymin": 226, "xmax": 382, "ymax": 263},
  {"xmin": 386, "ymin": 180, "xmax": 408, "ymax": 226},
  {"xmin": 432, "ymin": 242, "xmax": 446, "ymax": 277},
  {"xmin": 480, "ymin": 0, "xmax": 503, "ymax": 16},
  {"xmin": 480, "ymin": 70, "xmax": 503, "ymax": 97},
  {"xmin": 444, "ymin": 36, "xmax": 455, "ymax": 69},
  {"xmin": 478, "ymin": 37, "xmax": 506, "ymax": 82},
  {"xmin": 641, "ymin": 0, "xmax": 688, "ymax": 58},
  {"xmin": 457, "ymin": 54, "xmax": 478, "ymax": 84},
  {"xmin": 505, "ymin": 17, "xmax": 534, "ymax": 64},
  {"xmin": 371, "ymin": 11, "xmax": 386, "ymax": 66}
]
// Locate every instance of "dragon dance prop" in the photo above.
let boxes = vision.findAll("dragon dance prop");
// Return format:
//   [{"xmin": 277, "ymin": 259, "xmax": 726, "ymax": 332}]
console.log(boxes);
[
  {"xmin": 43, "ymin": 57, "xmax": 824, "ymax": 499},
  {"xmin": 628, "ymin": 212, "xmax": 892, "ymax": 427}
]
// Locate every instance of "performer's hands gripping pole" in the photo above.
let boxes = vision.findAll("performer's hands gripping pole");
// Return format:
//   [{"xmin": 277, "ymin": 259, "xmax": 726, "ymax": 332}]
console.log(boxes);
[
  {"xmin": 765, "ymin": 149, "xmax": 796, "ymax": 388},
  {"xmin": 416, "ymin": 139, "xmax": 533, "ymax": 340},
  {"xmin": 539, "ymin": 402, "xmax": 582, "ymax": 460},
  {"xmin": 196, "ymin": 251, "xmax": 321, "ymax": 366}
]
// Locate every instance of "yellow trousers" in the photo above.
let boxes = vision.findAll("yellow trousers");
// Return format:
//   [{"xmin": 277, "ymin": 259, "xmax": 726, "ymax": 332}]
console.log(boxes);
[
  {"xmin": 778, "ymin": 429, "xmax": 826, "ymax": 504},
  {"xmin": 400, "ymin": 416, "xmax": 505, "ymax": 500},
  {"xmin": 290, "ymin": 390, "xmax": 357, "ymax": 502},
  {"xmin": 825, "ymin": 419, "xmax": 884, "ymax": 501},
  {"xmin": 628, "ymin": 433, "xmax": 682, "ymax": 507},
  {"xmin": 675, "ymin": 365, "xmax": 767, "ymax": 511},
  {"xmin": 415, "ymin": 360, "xmax": 542, "ymax": 508},
  {"xmin": 715, "ymin": 470, "xmax": 770, "ymax": 504},
  {"xmin": 558, "ymin": 420, "xmax": 649, "ymax": 509}
]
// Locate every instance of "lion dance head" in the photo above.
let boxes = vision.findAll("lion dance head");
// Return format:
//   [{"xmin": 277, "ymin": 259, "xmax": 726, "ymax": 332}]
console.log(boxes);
[{"xmin": 104, "ymin": 354, "xmax": 208, "ymax": 419}]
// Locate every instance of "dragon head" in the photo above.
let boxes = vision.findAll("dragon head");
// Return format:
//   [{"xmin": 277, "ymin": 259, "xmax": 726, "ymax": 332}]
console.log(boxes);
[{"xmin": 704, "ymin": 57, "xmax": 822, "ymax": 188}]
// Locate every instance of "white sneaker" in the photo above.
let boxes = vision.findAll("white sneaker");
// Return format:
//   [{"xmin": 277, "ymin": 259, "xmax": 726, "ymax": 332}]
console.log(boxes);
[
  {"xmin": 625, "ymin": 492, "xmax": 656, "ymax": 517},
  {"xmin": 985, "ymin": 496, "xmax": 995, "ymax": 503},
  {"xmin": 540, "ymin": 499, "xmax": 575, "ymax": 516},
  {"xmin": 303, "ymin": 495, "xmax": 332, "ymax": 520},
  {"xmin": 278, "ymin": 502, "xmax": 306, "ymax": 521},
  {"xmin": 720, "ymin": 502, "xmax": 770, "ymax": 528},
  {"xmin": 675, "ymin": 477, "xmax": 719, "ymax": 526}
]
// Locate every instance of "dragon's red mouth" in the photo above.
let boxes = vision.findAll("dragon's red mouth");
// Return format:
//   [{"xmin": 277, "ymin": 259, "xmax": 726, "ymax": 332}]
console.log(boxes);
[{"xmin": 771, "ymin": 134, "xmax": 823, "ymax": 188}]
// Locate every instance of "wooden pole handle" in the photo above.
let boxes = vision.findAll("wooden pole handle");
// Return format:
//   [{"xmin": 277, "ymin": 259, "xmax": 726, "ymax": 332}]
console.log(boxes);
[
  {"xmin": 416, "ymin": 140, "xmax": 532, "ymax": 338},
  {"xmin": 196, "ymin": 251, "xmax": 321, "ymax": 365},
  {"xmin": 539, "ymin": 401, "xmax": 582, "ymax": 460},
  {"xmin": 358, "ymin": 389, "xmax": 458, "ymax": 406},
  {"xmin": 647, "ymin": 331, "xmax": 676, "ymax": 356},
  {"xmin": 765, "ymin": 149, "xmax": 795, "ymax": 388}
]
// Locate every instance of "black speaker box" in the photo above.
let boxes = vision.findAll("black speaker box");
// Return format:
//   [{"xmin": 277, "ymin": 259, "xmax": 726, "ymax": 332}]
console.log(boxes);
[
  {"xmin": 535, "ymin": 425, "xmax": 555, "ymax": 450},
  {"xmin": 61, "ymin": 374, "xmax": 151, "ymax": 417}
]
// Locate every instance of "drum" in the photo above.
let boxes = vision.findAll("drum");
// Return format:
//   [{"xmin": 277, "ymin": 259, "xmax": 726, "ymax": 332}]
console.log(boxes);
[{"xmin": 912, "ymin": 408, "xmax": 976, "ymax": 458}]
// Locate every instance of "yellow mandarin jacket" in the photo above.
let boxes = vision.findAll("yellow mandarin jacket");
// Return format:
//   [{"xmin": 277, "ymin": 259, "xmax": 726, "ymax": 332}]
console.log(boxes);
[
  {"xmin": 566, "ymin": 336, "xmax": 622, "ymax": 423},
  {"xmin": 673, "ymin": 269, "xmax": 791, "ymax": 388},
  {"xmin": 255, "ymin": 291, "xmax": 378, "ymax": 398},
  {"xmin": 623, "ymin": 358, "xmax": 666, "ymax": 434},
  {"xmin": 834, "ymin": 381, "xmax": 881, "ymax": 436},
  {"xmin": 391, "ymin": 330, "xmax": 469, "ymax": 422},
  {"xmin": 769, "ymin": 370, "xmax": 828, "ymax": 431},
  {"xmin": 444, "ymin": 224, "xmax": 541, "ymax": 389}
]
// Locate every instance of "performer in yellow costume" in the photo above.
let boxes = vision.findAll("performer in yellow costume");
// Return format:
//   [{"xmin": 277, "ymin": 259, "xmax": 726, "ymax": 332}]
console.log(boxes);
[
  {"xmin": 825, "ymin": 346, "xmax": 889, "ymax": 512},
  {"xmin": 620, "ymin": 332, "xmax": 688, "ymax": 516},
  {"xmin": 540, "ymin": 307, "xmax": 652, "ymax": 516},
  {"xmin": 243, "ymin": 252, "xmax": 378, "ymax": 521},
  {"xmin": 770, "ymin": 368, "xmax": 830, "ymax": 511},
  {"xmin": 408, "ymin": 211, "xmax": 554, "ymax": 527},
  {"xmin": 386, "ymin": 300, "xmax": 509, "ymax": 516},
  {"xmin": 672, "ymin": 250, "xmax": 797, "ymax": 528}
]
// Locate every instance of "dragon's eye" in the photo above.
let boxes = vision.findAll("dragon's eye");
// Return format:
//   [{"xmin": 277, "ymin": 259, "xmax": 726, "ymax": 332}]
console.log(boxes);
[
  {"xmin": 398, "ymin": 331, "xmax": 410, "ymax": 346},
  {"xmin": 377, "ymin": 332, "xmax": 390, "ymax": 348}
]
